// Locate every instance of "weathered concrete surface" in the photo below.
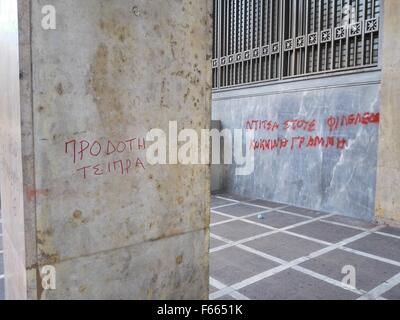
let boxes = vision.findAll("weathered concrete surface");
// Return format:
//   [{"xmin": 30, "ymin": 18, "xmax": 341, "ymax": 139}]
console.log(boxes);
[
  {"xmin": 375, "ymin": 0, "xmax": 400, "ymax": 226},
  {"xmin": 0, "ymin": 0, "xmax": 28, "ymax": 300},
  {"xmin": 1, "ymin": 0, "xmax": 212, "ymax": 299},
  {"xmin": 213, "ymin": 71, "xmax": 381, "ymax": 221}
]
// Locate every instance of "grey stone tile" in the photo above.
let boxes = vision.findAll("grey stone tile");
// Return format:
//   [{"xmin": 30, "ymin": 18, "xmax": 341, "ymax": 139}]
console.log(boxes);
[
  {"xmin": 216, "ymin": 295, "xmax": 235, "ymax": 300},
  {"xmin": 245, "ymin": 233, "xmax": 326, "ymax": 261},
  {"xmin": 211, "ymin": 197, "xmax": 236, "ymax": 208},
  {"xmin": 210, "ymin": 238, "xmax": 226, "ymax": 250},
  {"xmin": 246, "ymin": 211, "xmax": 309, "ymax": 229},
  {"xmin": 210, "ymin": 247, "xmax": 279, "ymax": 286},
  {"xmin": 282, "ymin": 206, "xmax": 326, "ymax": 218},
  {"xmin": 382, "ymin": 284, "xmax": 400, "ymax": 300},
  {"xmin": 346, "ymin": 233, "xmax": 400, "ymax": 263},
  {"xmin": 211, "ymin": 221, "xmax": 273, "ymax": 242},
  {"xmin": 0, "ymin": 253, "xmax": 3, "ymax": 274},
  {"xmin": 322, "ymin": 215, "xmax": 377, "ymax": 229},
  {"xmin": 239, "ymin": 269, "xmax": 360, "ymax": 300},
  {"xmin": 289, "ymin": 221, "xmax": 363, "ymax": 243},
  {"xmin": 211, "ymin": 213, "xmax": 231, "ymax": 224},
  {"xmin": 0, "ymin": 236, "xmax": 2, "ymax": 251},
  {"xmin": 209, "ymin": 285, "xmax": 218, "ymax": 294},
  {"xmin": 247, "ymin": 199, "xmax": 287, "ymax": 209},
  {"xmin": 379, "ymin": 226, "xmax": 400, "ymax": 237},
  {"xmin": 0, "ymin": 278, "xmax": 4, "ymax": 300},
  {"xmin": 300, "ymin": 249, "xmax": 400, "ymax": 291},
  {"xmin": 215, "ymin": 204, "xmax": 265, "ymax": 217}
]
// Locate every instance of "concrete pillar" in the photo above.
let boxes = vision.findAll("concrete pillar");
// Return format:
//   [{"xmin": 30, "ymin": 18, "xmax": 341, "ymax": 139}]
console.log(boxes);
[
  {"xmin": 0, "ymin": 0, "xmax": 211, "ymax": 299},
  {"xmin": 375, "ymin": 0, "xmax": 400, "ymax": 226}
]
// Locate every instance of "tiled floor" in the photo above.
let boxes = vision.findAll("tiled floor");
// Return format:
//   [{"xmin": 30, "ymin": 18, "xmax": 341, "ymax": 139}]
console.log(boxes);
[
  {"xmin": 2, "ymin": 196, "xmax": 400, "ymax": 301},
  {"xmin": 210, "ymin": 194, "xmax": 400, "ymax": 300}
]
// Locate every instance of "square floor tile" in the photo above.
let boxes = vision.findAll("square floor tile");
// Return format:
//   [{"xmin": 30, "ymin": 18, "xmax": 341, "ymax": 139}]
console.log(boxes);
[
  {"xmin": 211, "ymin": 221, "xmax": 272, "ymax": 242},
  {"xmin": 247, "ymin": 199, "xmax": 286, "ymax": 209},
  {"xmin": 215, "ymin": 204, "xmax": 265, "ymax": 217},
  {"xmin": 299, "ymin": 249, "xmax": 400, "ymax": 292},
  {"xmin": 209, "ymin": 285, "xmax": 219, "ymax": 294},
  {"xmin": 211, "ymin": 197, "xmax": 236, "ymax": 208},
  {"xmin": 210, "ymin": 246, "xmax": 279, "ymax": 286},
  {"xmin": 246, "ymin": 211, "xmax": 309, "ymax": 229},
  {"xmin": 379, "ymin": 226, "xmax": 400, "ymax": 237},
  {"xmin": 382, "ymin": 284, "xmax": 400, "ymax": 300},
  {"xmin": 0, "ymin": 253, "xmax": 3, "ymax": 275},
  {"xmin": 346, "ymin": 233, "xmax": 400, "ymax": 263},
  {"xmin": 0, "ymin": 236, "xmax": 2, "ymax": 251},
  {"xmin": 210, "ymin": 238, "xmax": 227, "ymax": 250},
  {"xmin": 282, "ymin": 206, "xmax": 325, "ymax": 218},
  {"xmin": 245, "ymin": 233, "xmax": 326, "ymax": 261},
  {"xmin": 322, "ymin": 215, "xmax": 377, "ymax": 229},
  {"xmin": 238, "ymin": 269, "xmax": 360, "ymax": 300},
  {"xmin": 211, "ymin": 213, "xmax": 231, "ymax": 224},
  {"xmin": 289, "ymin": 221, "xmax": 362, "ymax": 243}
]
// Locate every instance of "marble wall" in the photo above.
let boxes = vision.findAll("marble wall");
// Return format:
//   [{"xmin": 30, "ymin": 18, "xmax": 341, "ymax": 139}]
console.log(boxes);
[{"xmin": 213, "ymin": 71, "xmax": 381, "ymax": 221}]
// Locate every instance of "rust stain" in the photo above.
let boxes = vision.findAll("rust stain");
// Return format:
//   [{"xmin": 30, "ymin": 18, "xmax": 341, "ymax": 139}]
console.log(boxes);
[
  {"xmin": 99, "ymin": 18, "xmax": 131, "ymax": 43},
  {"xmin": 176, "ymin": 255, "xmax": 183, "ymax": 265},
  {"xmin": 26, "ymin": 187, "xmax": 49, "ymax": 202},
  {"xmin": 73, "ymin": 210, "xmax": 83, "ymax": 220},
  {"xmin": 55, "ymin": 82, "xmax": 64, "ymax": 95},
  {"xmin": 86, "ymin": 43, "xmax": 127, "ymax": 132},
  {"xmin": 375, "ymin": 202, "xmax": 385, "ymax": 219}
]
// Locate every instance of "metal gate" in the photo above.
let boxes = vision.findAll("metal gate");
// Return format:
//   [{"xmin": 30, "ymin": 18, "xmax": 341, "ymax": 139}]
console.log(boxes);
[{"xmin": 212, "ymin": 0, "xmax": 381, "ymax": 90}]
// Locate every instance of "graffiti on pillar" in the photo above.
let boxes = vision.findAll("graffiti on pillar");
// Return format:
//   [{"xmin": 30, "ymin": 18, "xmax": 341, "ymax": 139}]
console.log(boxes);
[
  {"xmin": 65, "ymin": 137, "xmax": 146, "ymax": 179},
  {"xmin": 246, "ymin": 112, "xmax": 380, "ymax": 152}
]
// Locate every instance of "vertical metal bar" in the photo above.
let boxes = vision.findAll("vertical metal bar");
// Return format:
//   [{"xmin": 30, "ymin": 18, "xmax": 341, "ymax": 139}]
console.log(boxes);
[
  {"xmin": 217, "ymin": 0, "xmax": 221, "ymax": 89},
  {"xmin": 345, "ymin": 0, "xmax": 349, "ymax": 68},
  {"xmin": 326, "ymin": 0, "xmax": 329, "ymax": 71},
  {"xmin": 353, "ymin": 0, "xmax": 358, "ymax": 66},
  {"xmin": 259, "ymin": 0, "xmax": 263, "ymax": 82},
  {"xmin": 233, "ymin": 0, "xmax": 237, "ymax": 85},
  {"xmin": 268, "ymin": 0, "xmax": 273, "ymax": 79},
  {"xmin": 249, "ymin": 0, "xmax": 254, "ymax": 82},
  {"xmin": 225, "ymin": 0, "xmax": 228, "ymax": 84},
  {"xmin": 291, "ymin": 0, "xmax": 296, "ymax": 77},
  {"xmin": 370, "ymin": 0, "xmax": 376, "ymax": 64},
  {"xmin": 304, "ymin": 0, "xmax": 309, "ymax": 73},
  {"xmin": 361, "ymin": 0, "xmax": 365, "ymax": 65},
  {"xmin": 241, "ymin": 0, "xmax": 244, "ymax": 84},
  {"xmin": 279, "ymin": 0, "xmax": 284, "ymax": 80},
  {"xmin": 317, "ymin": 0, "xmax": 322, "ymax": 72}
]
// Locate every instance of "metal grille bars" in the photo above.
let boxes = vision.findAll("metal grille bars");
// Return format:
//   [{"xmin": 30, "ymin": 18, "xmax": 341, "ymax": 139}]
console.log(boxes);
[{"xmin": 212, "ymin": 0, "xmax": 381, "ymax": 90}]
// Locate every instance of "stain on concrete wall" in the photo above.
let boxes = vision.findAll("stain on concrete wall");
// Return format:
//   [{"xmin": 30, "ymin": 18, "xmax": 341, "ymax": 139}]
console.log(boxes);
[
  {"xmin": 375, "ymin": 0, "xmax": 400, "ymax": 226},
  {"xmin": 0, "ymin": 0, "xmax": 29, "ymax": 300},
  {"xmin": 2, "ymin": 0, "xmax": 212, "ymax": 299}
]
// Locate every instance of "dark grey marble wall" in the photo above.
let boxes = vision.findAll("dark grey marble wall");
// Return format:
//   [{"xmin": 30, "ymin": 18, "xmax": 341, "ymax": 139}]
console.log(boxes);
[{"xmin": 212, "ymin": 70, "xmax": 381, "ymax": 221}]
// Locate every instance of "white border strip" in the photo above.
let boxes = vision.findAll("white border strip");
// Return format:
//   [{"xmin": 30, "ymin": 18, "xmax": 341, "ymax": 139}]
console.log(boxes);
[
  {"xmin": 358, "ymin": 272, "xmax": 400, "ymax": 300},
  {"xmin": 210, "ymin": 211, "xmax": 336, "ymax": 253},
  {"xmin": 209, "ymin": 277, "xmax": 250, "ymax": 300},
  {"xmin": 210, "ymin": 226, "xmax": 384, "ymax": 299}
]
